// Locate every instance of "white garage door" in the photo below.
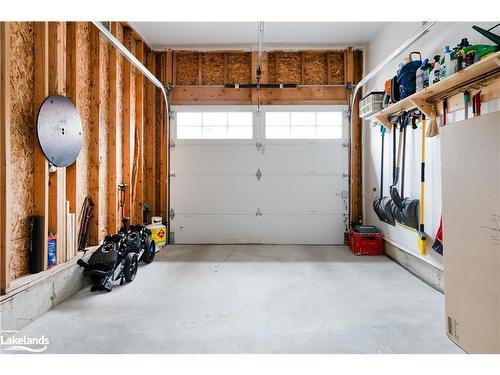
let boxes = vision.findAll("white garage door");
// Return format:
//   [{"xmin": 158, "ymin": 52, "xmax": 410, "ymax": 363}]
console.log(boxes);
[{"xmin": 170, "ymin": 105, "xmax": 349, "ymax": 244}]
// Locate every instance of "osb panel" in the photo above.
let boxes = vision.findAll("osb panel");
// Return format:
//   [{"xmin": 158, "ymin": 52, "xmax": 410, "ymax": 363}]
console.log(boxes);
[
  {"xmin": 9, "ymin": 239, "xmax": 30, "ymax": 280},
  {"xmin": 275, "ymin": 52, "xmax": 302, "ymax": 84},
  {"xmin": 9, "ymin": 22, "xmax": 34, "ymax": 279},
  {"xmin": 329, "ymin": 50, "xmax": 345, "ymax": 84},
  {"xmin": 226, "ymin": 52, "xmax": 251, "ymax": 83},
  {"xmin": 98, "ymin": 34, "xmax": 110, "ymax": 241},
  {"xmin": 201, "ymin": 53, "xmax": 224, "ymax": 85},
  {"xmin": 304, "ymin": 53, "xmax": 328, "ymax": 85},
  {"xmin": 76, "ymin": 22, "xmax": 92, "ymax": 220},
  {"xmin": 175, "ymin": 52, "xmax": 199, "ymax": 85}
]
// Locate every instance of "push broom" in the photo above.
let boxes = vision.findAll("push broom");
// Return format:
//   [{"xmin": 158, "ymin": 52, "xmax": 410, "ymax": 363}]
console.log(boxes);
[{"xmin": 417, "ymin": 116, "xmax": 427, "ymax": 255}]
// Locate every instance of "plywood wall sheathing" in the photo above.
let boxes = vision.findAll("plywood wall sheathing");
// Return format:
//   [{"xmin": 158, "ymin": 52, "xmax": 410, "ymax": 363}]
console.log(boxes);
[
  {"xmin": 273, "ymin": 52, "xmax": 302, "ymax": 84},
  {"xmin": 8, "ymin": 22, "xmax": 35, "ymax": 278},
  {"xmin": 201, "ymin": 53, "xmax": 225, "ymax": 85},
  {"xmin": 226, "ymin": 52, "xmax": 251, "ymax": 84}
]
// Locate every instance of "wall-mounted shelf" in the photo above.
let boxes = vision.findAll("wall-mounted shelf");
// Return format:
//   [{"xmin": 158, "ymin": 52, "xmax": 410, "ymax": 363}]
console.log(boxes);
[{"xmin": 367, "ymin": 50, "xmax": 500, "ymax": 130}]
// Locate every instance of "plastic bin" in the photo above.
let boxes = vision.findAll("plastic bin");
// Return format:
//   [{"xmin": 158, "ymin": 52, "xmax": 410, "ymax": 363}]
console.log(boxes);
[{"xmin": 348, "ymin": 226, "xmax": 383, "ymax": 256}]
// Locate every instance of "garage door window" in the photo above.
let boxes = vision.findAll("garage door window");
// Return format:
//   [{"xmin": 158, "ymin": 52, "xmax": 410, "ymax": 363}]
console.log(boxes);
[
  {"xmin": 265, "ymin": 111, "xmax": 343, "ymax": 139},
  {"xmin": 177, "ymin": 112, "xmax": 253, "ymax": 139}
]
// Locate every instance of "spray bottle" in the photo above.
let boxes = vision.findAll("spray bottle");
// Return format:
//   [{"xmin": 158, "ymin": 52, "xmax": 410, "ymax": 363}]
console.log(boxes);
[
  {"xmin": 429, "ymin": 55, "xmax": 441, "ymax": 86},
  {"xmin": 440, "ymin": 46, "xmax": 457, "ymax": 80}
]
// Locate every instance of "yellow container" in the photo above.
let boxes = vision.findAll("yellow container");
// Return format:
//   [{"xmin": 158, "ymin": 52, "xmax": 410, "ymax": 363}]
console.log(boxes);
[{"xmin": 147, "ymin": 216, "xmax": 167, "ymax": 249}]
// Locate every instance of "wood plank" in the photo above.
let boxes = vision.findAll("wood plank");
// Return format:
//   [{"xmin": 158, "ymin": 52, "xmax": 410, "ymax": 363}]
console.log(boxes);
[
  {"xmin": 159, "ymin": 51, "xmax": 170, "ymax": 223},
  {"xmin": 121, "ymin": 28, "xmax": 133, "ymax": 222},
  {"xmin": 367, "ymin": 50, "xmax": 500, "ymax": 125},
  {"xmin": 144, "ymin": 51, "xmax": 157, "ymax": 215},
  {"xmin": 33, "ymin": 22, "xmax": 50, "ymax": 270},
  {"xmin": 48, "ymin": 22, "xmax": 67, "ymax": 264},
  {"xmin": 107, "ymin": 22, "xmax": 119, "ymax": 233},
  {"xmin": 65, "ymin": 22, "xmax": 77, "ymax": 215},
  {"xmin": 133, "ymin": 40, "xmax": 144, "ymax": 225},
  {"xmin": 1, "ymin": 22, "xmax": 11, "ymax": 293},
  {"xmin": 88, "ymin": 24, "xmax": 100, "ymax": 244},
  {"xmin": 347, "ymin": 47, "xmax": 363, "ymax": 225}
]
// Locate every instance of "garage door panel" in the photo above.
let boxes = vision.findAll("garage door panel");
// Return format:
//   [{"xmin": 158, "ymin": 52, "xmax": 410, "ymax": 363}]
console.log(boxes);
[
  {"xmin": 171, "ymin": 214, "xmax": 345, "ymax": 244},
  {"xmin": 173, "ymin": 144, "xmax": 260, "ymax": 174},
  {"xmin": 172, "ymin": 215, "xmax": 261, "ymax": 244},
  {"xmin": 262, "ymin": 143, "xmax": 346, "ymax": 174},
  {"xmin": 258, "ymin": 175, "xmax": 346, "ymax": 214},
  {"xmin": 172, "ymin": 174, "xmax": 259, "ymax": 214}
]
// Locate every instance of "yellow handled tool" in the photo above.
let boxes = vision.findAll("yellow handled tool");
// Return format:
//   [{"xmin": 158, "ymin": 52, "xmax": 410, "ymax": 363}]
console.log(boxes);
[{"xmin": 417, "ymin": 117, "xmax": 427, "ymax": 255}]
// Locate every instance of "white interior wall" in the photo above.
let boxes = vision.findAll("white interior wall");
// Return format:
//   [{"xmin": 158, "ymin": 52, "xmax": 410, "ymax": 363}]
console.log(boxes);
[{"xmin": 363, "ymin": 22, "xmax": 500, "ymax": 270}]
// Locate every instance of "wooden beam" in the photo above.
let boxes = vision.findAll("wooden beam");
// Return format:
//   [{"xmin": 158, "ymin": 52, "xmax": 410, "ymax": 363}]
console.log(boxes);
[
  {"xmin": 159, "ymin": 51, "xmax": 170, "ymax": 223},
  {"xmin": 1, "ymin": 22, "xmax": 12, "ymax": 293},
  {"xmin": 121, "ymin": 28, "xmax": 133, "ymax": 222},
  {"xmin": 198, "ymin": 52, "xmax": 202, "ymax": 85},
  {"xmin": 144, "ymin": 51, "xmax": 157, "ymax": 215},
  {"xmin": 346, "ymin": 47, "xmax": 363, "ymax": 225},
  {"xmin": 132, "ymin": 40, "xmax": 144, "ymax": 225},
  {"xmin": 65, "ymin": 22, "xmax": 77, "ymax": 216},
  {"xmin": 88, "ymin": 25, "xmax": 100, "ymax": 245},
  {"xmin": 107, "ymin": 22, "xmax": 120, "ymax": 233},
  {"xmin": 48, "ymin": 22, "xmax": 67, "ymax": 264},
  {"xmin": 33, "ymin": 22, "xmax": 50, "ymax": 270}
]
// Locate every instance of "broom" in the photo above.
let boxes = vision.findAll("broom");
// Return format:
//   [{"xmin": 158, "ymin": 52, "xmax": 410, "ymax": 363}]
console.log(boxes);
[{"xmin": 417, "ymin": 117, "xmax": 427, "ymax": 255}]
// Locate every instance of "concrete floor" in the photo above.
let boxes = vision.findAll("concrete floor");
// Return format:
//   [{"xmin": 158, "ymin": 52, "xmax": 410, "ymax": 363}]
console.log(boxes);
[{"xmin": 12, "ymin": 245, "xmax": 462, "ymax": 353}]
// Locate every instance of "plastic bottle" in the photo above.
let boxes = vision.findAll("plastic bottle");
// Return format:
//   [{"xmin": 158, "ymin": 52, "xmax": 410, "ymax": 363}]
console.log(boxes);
[
  {"xmin": 440, "ymin": 46, "xmax": 457, "ymax": 80},
  {"xmin": 429, "ymin": 55, "xmax": 441, "ymax": 86},
  {"xmin": 416, "ymin": 58, "xmax": 430, "ymax": 92}
]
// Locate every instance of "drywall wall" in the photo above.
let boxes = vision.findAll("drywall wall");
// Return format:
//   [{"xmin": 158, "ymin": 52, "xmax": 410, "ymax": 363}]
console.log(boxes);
[{"xmin": 363, "ymin": 22, "xmax": 500, "ymax": 270}]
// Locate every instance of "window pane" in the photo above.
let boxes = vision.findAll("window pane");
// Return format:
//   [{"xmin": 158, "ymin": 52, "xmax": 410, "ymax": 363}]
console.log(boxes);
[
  {"xmin": 203, "ymin": 112, "xmax": 227, "ymax": 126},
  {"xmin": 228, "ymin": 126, "xmax": 252, "ymax": 139},
  {"xmin": 291, "ymin": 112, "xmax": 315, "ymax": 126},
  {"xmin": 177, "ymin": 126, "xmax": 202, "ymax": 139},
  {"xmin": 203, "ymin": 126, "xmax": 227, "ymax": 139},
  {"xmin": 317, "ymin": 126, "xmax": 342, "ymax": 139},
  {"xmin": 291, "ymin": 126, "xmax": 316, "ymax": 139},
  {"xmin": 266, "ymin": 112, "xmax": 290, "ymax": 126},
  {"xmin": 178, "ymin": 112, "xmax": 202, "ymax": 126},
  {"xmin": 228, "ymin": 112, "xmax": 252, "ymax": 126},
  {"xmin": 266, "ymin": 126, "xmax": 290, "ymax": 139},
  {"xmin": 317, "ymin": 112, "xmax": 342, "ymax": 126}
]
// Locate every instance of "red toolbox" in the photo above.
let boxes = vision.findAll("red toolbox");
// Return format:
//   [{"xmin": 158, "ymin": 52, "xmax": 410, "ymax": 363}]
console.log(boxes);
[{"xmin": 349, "ymin": 225, "xmax": 383, "ymax": 256}]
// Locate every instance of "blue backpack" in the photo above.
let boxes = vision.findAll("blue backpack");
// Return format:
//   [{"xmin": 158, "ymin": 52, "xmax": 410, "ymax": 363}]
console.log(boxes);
[{"xmin": 397, "ymin": 52, "xmax": 422, "ymax": 99}]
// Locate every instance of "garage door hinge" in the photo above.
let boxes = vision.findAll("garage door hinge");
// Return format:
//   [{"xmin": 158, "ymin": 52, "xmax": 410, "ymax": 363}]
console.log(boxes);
[
  {"xmin": 169, "ymin": 208, "xmax": 175, "ymax": 220},
  {"xmin": 170, "ymin": 171, "xmax": 175, "ymax": 178},
  {"xmin": 168, "ymin": 111, "xmax": 176, "ymax": 120},
  {"xmin": 170, "ymin": 140, "xmax": 175, "ymax": 148},
  {"xmin": 342, "ymin": 141, "xmax": 350, "ymax": 148},
  {"xmin": 342, "ymin": 172, "xmax": 349, "ymax": 178},
  {"xmin": 256, "ymin": 168, "xmax": 262, "ymax": 181},
  {"xmin": 256, "ymin": 208, "xmax": 262, "ymax": 217}
]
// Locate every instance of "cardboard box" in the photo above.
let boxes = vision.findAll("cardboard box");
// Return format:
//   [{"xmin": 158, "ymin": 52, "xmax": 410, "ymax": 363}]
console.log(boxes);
[{"xmin": 441, "ymin": 111, "xmax": 500, "ymax": 353}]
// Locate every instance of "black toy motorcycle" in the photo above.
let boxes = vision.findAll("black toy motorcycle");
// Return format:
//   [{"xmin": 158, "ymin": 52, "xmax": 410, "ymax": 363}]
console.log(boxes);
[{"xmin": 77, "ymin": 225, "xmax": 155, "ymax": 292}]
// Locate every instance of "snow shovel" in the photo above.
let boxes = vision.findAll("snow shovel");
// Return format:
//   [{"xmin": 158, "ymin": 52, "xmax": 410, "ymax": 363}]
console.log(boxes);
[
  {"xmin": 393, "ymin": 117, "xmax": 419, "ymax": 230},
  {"xmin": 389, "ymin": 114, "xmax": 408, "ymax": 210},
  {"xmin": 372, "ymin": 126, "xmax": 395, "ymax": 225}
]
